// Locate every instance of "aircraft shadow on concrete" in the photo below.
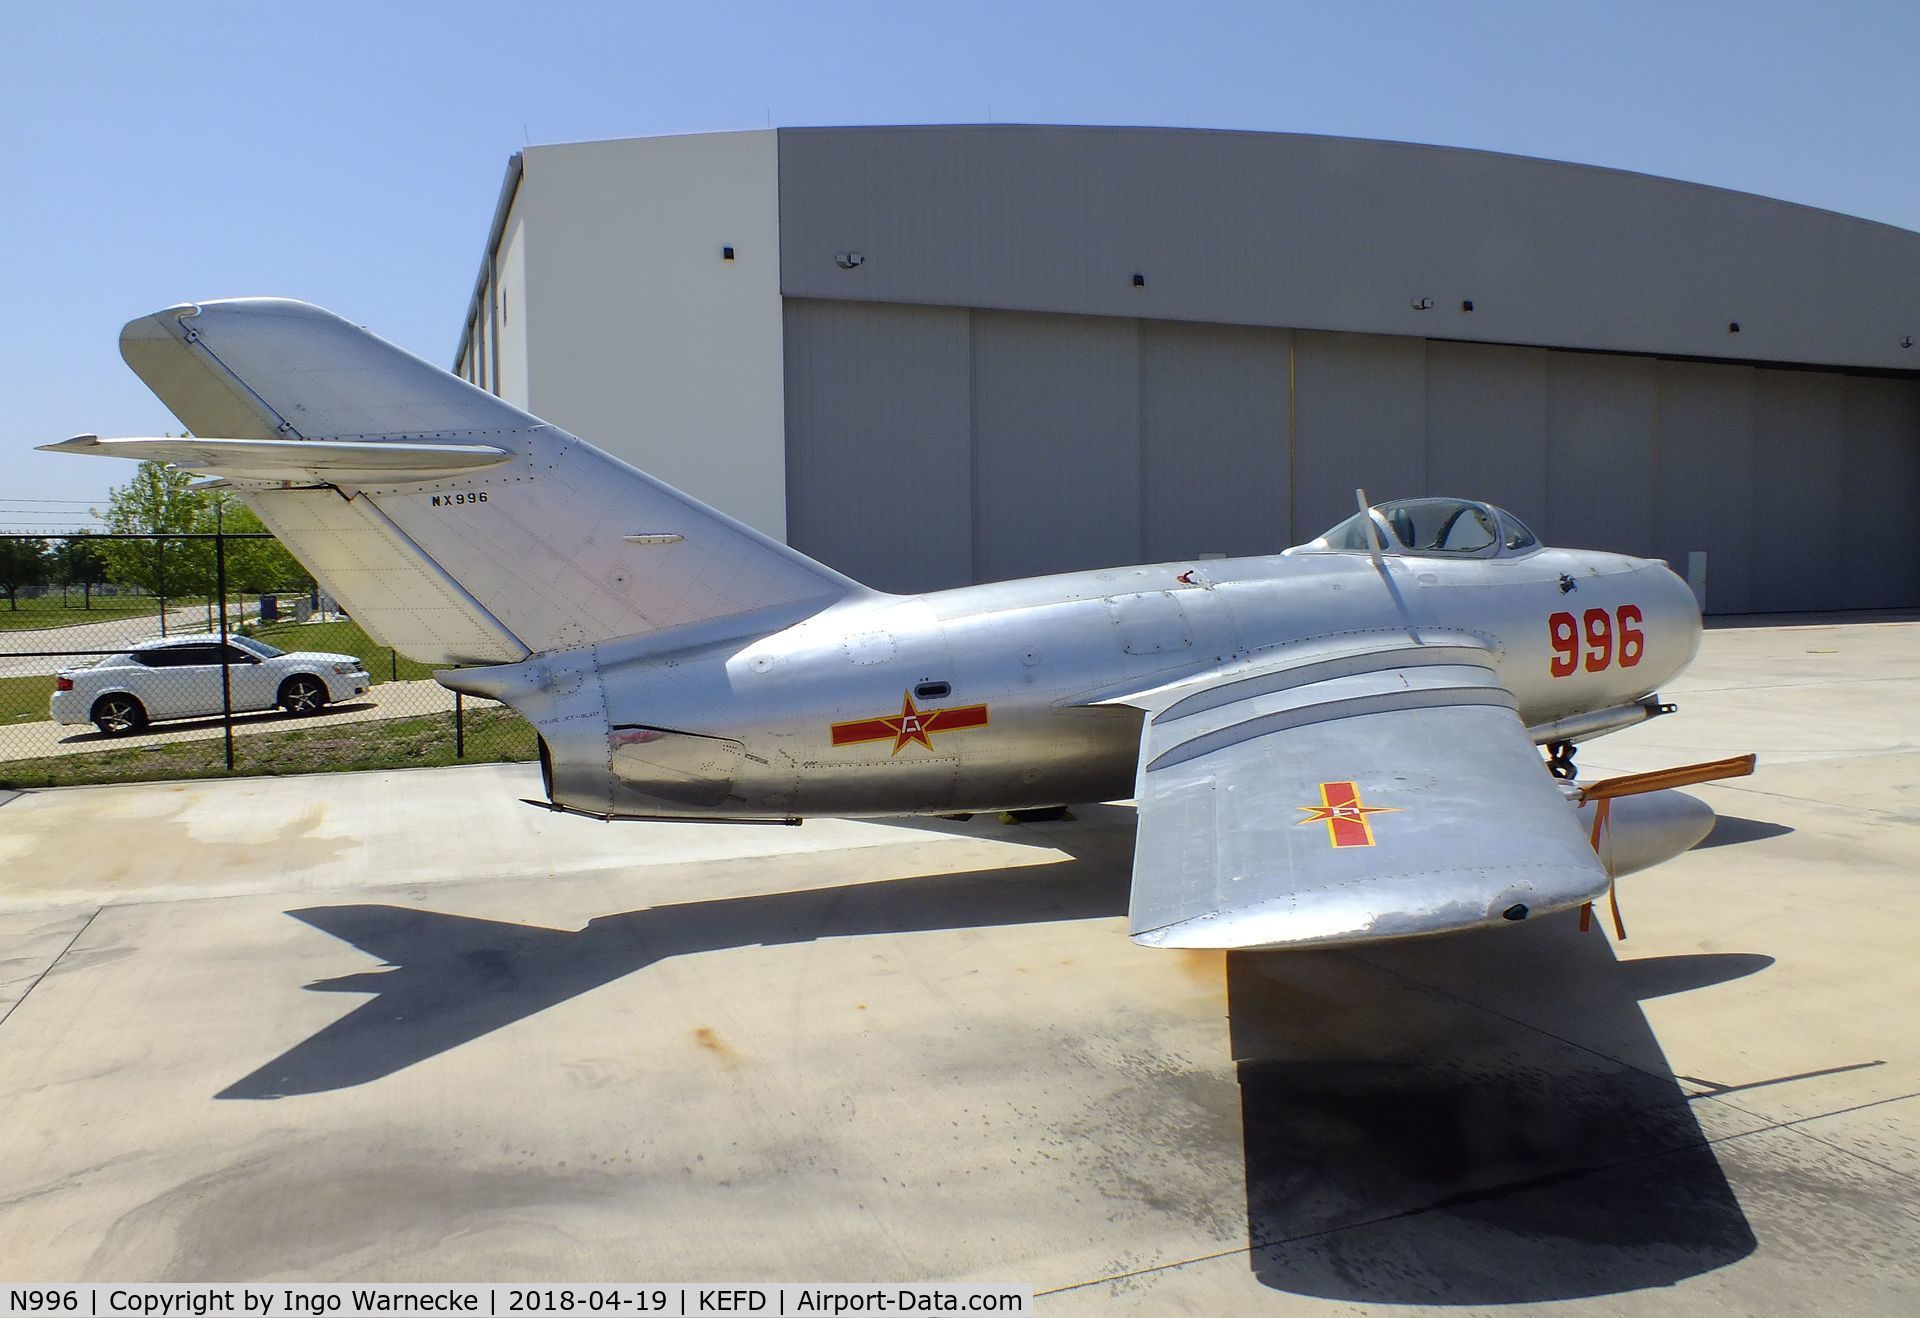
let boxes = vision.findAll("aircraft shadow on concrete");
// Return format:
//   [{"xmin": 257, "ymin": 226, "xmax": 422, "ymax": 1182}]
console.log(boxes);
[
  {"xmin": 1230, "ymin": 929, "xmax": 1772, "ymax": 1303},
  {"xmin": 223, "ymin": 813, "xmax": 1787, "ymax": 1305},
  {"xmin": 217, "ymin": 858, "xmax": 1129, "ymax": 1101}
]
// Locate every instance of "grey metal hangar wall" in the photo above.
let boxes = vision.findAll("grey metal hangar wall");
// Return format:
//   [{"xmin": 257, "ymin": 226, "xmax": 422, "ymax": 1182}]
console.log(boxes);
[
  {"xmin": 774, "ymin": 127, "xmax": 1920, "ymax": 612},
  {"xmin": 455, "ymin": 127, "xmax": 1920, "ymax": 613}
]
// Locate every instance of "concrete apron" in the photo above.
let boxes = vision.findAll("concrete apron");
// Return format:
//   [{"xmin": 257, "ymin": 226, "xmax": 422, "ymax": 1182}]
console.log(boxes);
[{"xmin": 0, "ymin": 619, "xmax": 1915, "ymax": 1311}]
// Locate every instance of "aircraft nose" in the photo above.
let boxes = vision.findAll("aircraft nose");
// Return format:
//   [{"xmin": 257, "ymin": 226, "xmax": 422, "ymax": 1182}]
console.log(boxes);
[{"xmin": 1643, "ymin": 560, "xmax": 1703, "ymax": 683}]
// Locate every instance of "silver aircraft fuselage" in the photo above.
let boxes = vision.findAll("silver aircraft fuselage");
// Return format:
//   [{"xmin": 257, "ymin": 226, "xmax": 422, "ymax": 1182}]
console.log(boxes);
[
  {"xmin": 56, "ymin": 298, "xmax": 1726, "ymax": 951},
  {"xmin": 482, "ymin": 543, "xmax": 1701, "ymax": 821}
]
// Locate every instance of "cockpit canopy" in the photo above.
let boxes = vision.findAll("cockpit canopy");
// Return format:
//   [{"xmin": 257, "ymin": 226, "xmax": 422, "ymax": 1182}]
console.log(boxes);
[{"xmin": 1296, "ymin": 497, "xmax": 1540, "ymax": 558}]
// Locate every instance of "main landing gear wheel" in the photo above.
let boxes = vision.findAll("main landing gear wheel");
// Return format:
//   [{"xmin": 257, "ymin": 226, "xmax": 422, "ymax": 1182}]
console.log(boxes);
[
  {"xmin": 90, "ymin": 693, "xmax": 148, "ymax": 736},
  {"xmin": 1547, "ymin": 739, "xmax": 1578, "ymax": 781},
  {"xmin": 279, "ymin": 675, "xmax": 329, "ymax": 716}
]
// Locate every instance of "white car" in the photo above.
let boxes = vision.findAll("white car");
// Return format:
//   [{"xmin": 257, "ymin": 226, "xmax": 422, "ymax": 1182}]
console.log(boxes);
[{"xmin": 51, "ymin": 635, "xmax": 371, "ymax": 735}]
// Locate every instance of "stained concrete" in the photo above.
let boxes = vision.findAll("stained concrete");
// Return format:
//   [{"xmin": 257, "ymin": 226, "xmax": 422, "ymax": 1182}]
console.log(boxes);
[{"xmin": 0, "ymin": 618, "xmax": 1915, "ymax": 1311}]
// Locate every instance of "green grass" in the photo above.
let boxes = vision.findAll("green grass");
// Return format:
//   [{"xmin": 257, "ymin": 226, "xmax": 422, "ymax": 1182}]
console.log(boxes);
[
  {"xmin": 0, "ymin": 706, "xmax": 537, "ymax": 789},
  {"xmin": 0, "ymin": 676, "xmax": 55, "ymax": 726},
  {"xmin": 0, "ymin": 672, "xmax": 56, "ymax": 725},
  {"xmin": 0, "ymin": 595, "xmax": 176, "ymax": 631},
  {"xmin": 248, "ymin": 618, "xmax": 436, "ymax": 682}
]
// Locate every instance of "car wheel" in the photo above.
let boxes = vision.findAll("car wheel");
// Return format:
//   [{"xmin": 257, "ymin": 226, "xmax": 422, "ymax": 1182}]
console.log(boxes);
[
  {"xmin": 91, "ymin": 694, "xmax": 148, "ymax": 736},
  {"xmin": 278, "ymin": 674, "xmax": 329, "ymax": 716}
]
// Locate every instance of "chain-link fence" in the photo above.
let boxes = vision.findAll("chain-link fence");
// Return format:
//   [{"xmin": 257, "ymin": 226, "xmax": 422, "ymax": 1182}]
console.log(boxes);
[{"xmin": 0, "ymin": 532, "xmax": 536, "ymax": 788}]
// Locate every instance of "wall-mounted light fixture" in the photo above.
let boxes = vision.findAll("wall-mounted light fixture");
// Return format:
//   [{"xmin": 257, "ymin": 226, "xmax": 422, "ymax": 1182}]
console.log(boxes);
[
  {"xmin": 1903, "ymin": 335, "xmax": 1914, "ymax": 349},
  {"xmin": 1728, "ymin": 321, "xmax": 1741, "ymax": 333},
  {"xmin": 722, "ymin": 246, "xmax": 735, "ymax": 261},
  {"xmin": 1133, "ymin": 273, "xmax": 1146, "ymax": 288},
  {"xmin": 1412, "ymin": 297, "xmax": 1433, "ymax": 311},
  {"xmin": 1461, "ymin": 300, "xmax": 1474, "ymax": 313},
  {"xmin": 834, "ymin": 251, "xmax": 865, "ymax": 270}
]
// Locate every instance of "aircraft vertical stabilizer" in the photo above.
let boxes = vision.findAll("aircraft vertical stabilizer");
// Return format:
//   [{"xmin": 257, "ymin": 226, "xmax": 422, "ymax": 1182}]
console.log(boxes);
[{"xmin": 80, "ymin": 299, "xmax": 861, "ymax": 664}]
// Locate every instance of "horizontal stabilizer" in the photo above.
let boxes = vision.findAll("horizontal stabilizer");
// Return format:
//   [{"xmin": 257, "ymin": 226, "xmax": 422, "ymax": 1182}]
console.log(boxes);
[{"xmin": 38, "ymin": 434, "xmax": 517, "ymax": 484}]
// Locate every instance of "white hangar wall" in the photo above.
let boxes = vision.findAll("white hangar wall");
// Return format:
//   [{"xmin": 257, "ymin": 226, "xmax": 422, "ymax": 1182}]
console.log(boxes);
[
  {"xmin": 457, "ymin": 131, "xmax": 790, "ymax": 539},
  {"xmin": 457, "ymin": 126, "xmax": 1920, "ymax": 614}
]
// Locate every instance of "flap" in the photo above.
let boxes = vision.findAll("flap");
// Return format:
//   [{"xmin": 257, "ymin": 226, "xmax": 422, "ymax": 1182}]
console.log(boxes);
[{"xmin": 1128, "ymin": 645, "xmax": 1607, "ymax": 950}]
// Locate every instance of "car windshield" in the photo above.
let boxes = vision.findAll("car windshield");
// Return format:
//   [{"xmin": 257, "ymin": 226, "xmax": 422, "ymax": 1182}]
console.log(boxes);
[
  {"xmin": 231, "ymin": 635, "xmax": 285, "ymax": 659},
  {"xmin": 1301, "ymin": 497, "xmax": 1540, "ymax": 558}
]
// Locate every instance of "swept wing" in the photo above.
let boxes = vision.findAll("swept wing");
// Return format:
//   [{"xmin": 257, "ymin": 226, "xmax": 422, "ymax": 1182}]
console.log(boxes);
[{"xmin": 1111, "ymin": 640, "xmax": 1609, "ymax": 949}]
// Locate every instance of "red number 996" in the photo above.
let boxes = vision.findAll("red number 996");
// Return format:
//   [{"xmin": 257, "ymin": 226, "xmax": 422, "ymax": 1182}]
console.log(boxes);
[{"xmin": 1549, "ymin": 605, "xmax": 1644, "ymax": 676}]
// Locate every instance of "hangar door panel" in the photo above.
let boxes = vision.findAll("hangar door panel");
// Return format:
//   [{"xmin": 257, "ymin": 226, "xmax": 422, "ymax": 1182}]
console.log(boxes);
[
  {"xmin": 1291, "ymin": 331, "xmax": 1426, "ymax": 541},
  {"xmin": 1654, "ymin": 362, "xmax": 1757, "ymax": 613},
  {"xmin": 784, "ymin": 300, "xmax": 974, "ymax": 592},
  {"xmin": 1140, "ymin": 322, "xmax": 1292, "ymax": 561},
  {"xmin": 1753, "ymin": 371, "xmax": 1844, "ymax": 611},
  {"xmin": 1424, "ymin": 341, "xmax": 1548, "ymax": 533},
  {"xmin": 972, "ymin": 310, "xmax": 1142, "ymax": 581},
  {"xmin": 1546, "ymin": 354, "xmax": 1654, "ymax": 555},
  {"xmin": 1841, "ymin": 377, "xmax": 1920, "ymax": 608}
]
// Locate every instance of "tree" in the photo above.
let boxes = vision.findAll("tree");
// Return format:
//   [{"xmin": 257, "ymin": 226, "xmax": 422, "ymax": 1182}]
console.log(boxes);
[
  {"xmin": 58, "ymin": 532, "xmax": 107, "ymax": 608},
  {"xmin": 93, "ymin": 463, "xmax": 313, "ymax": 632},
  {"xmin": 96, "ymin": 461, "xmax": 217, "ymax": 624},
  {"xmin": 0, "ymin": 537, "xmax": 49, "ymax": 610},
  {"xmin": 217, "ymin": 499, "xmax": 309, "ymax": 594}
]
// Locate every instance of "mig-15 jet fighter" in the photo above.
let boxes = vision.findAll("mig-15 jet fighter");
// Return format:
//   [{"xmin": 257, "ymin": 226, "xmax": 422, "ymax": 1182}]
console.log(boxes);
[{"xmin": 46, "ymin": 299, "xmax": 1752, "ymax": 951}]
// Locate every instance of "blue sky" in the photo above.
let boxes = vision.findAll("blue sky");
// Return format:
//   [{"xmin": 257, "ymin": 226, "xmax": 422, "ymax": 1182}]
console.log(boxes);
[{"xmin": 3, "ymin": 0, "xmax": 1916, "ymax": 520}]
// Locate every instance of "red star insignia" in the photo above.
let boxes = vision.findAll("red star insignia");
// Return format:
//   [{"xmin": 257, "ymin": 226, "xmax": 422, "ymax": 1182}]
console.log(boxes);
[
  {"xmin": 884, "ymin": 693, "xmax": 934, "ymax": 754},
  {"xmin": 1296, "ymin": 780, "xmax": 1400, "ymax": 848},
  {"xmin": 830, "ymin": 691, "xmax": 992, "ymax": 755}
]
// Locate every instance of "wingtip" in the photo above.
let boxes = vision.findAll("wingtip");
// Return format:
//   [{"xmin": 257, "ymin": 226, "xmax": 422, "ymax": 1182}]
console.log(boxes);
[
  {"xmin": 36, "ymin": 433, "xmax": 101, "ymax": 454},
  {"xmin": 1129, "ymin": 917, "xmax": 1238, "ymax": 950}
]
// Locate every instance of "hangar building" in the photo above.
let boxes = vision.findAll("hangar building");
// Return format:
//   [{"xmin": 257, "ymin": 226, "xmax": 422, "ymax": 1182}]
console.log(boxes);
[{"xmin": 452, "ymin": 126, "xmax": 1920, "ymax": 613}]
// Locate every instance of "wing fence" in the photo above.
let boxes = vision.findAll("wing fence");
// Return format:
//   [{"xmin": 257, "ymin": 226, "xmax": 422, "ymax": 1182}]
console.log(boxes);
[{"xmin": 0, "ymin": 532, "xmax": 536, "ymax": 788}]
